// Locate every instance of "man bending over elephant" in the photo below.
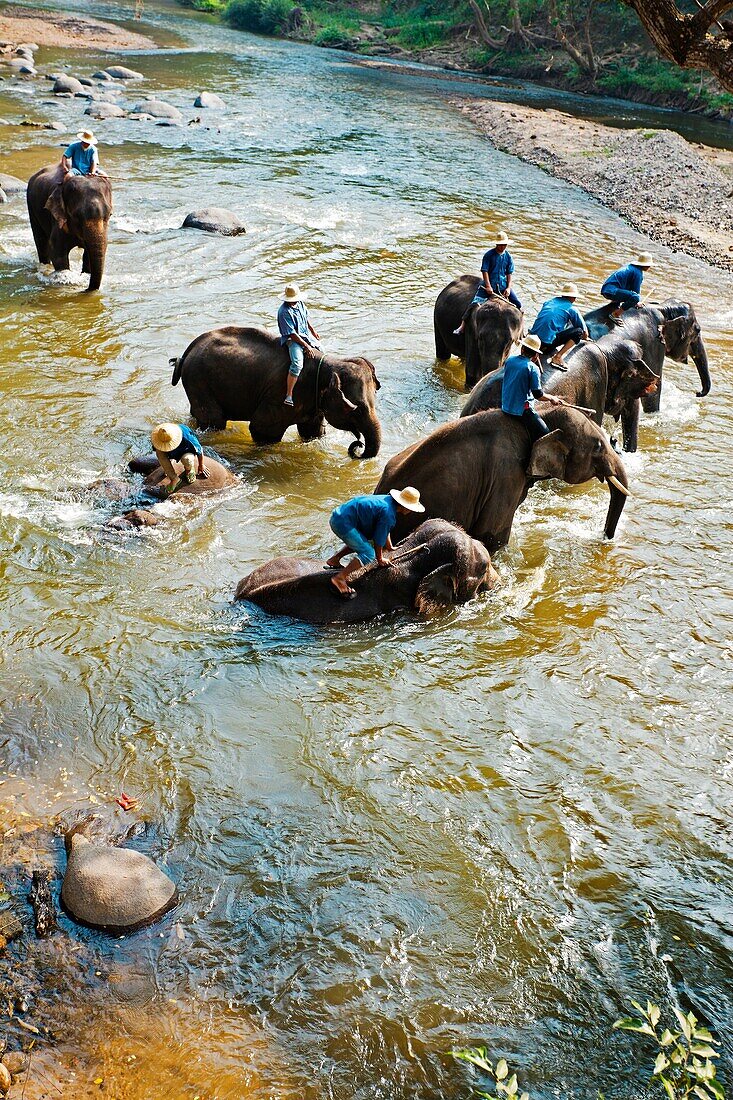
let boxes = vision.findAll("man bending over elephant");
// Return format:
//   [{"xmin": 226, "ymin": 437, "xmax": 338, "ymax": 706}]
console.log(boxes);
[
  {"xmin": 62, "ymin": 129, "xmax": 100, "ymax": 177},
  {"xmin": 277, "ymin": 283, "xmax": 322, "ymax": 407},
  {"xmin": 453, "ymin": 229, "xmax": 521, "ymax": 336},
  {"xmin": 529, "ymin": 282, "xmax": 589, "ymax": 368},
  {"xmin": 151, "ymin": 422, "xmax": 208, "ymax": 494},
  {"xmin": 326, "ymin": 487, "xmax": 425, "ymax": 598},
  {"xmin": 601, "ymin": 253, "xmax": 653, "ymax": 318},
  {"xmin": 502, "ymin": 334, "xmax": 565, "ymax": 442}
]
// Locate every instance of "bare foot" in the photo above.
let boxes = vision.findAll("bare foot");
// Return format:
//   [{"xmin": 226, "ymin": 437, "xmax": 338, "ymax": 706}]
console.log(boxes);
[
  {"xmin": 330, "ymin": 578, "xmax": 356, "ymax": 598},
  {"xmin": 325, "ymin": 555, "xmax": 343, "ymax": 569},
  {"xmin": 550, "ymin": 356, "xmax": 565, "ymax": 368}
]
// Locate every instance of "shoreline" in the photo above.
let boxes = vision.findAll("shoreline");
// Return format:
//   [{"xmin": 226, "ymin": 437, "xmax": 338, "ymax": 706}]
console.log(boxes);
[
  {"xmin": 0, "ymin": 4, "xmax": 157, "ymax": 51},
  {"xmin": 452, "ymin": 98, "xmax": 733, "ymax": 272}
]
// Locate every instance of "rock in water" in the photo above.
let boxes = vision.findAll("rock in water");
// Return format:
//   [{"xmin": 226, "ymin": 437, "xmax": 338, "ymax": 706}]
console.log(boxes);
[
  {"xmin": 0, "ymin": 1063, "xmax": 10, "ymax": 1094},
  {"xmin": 61, "ymin": 833, "xmax": 177, "ymax": 932},
  {"xmin": 182, "ymin": 208, "xmax": 246, "ymax": 236},
  {"xmin": 104, "ymin": 65, "xmax": 144, "ymax": 80},
  {"xmin": 0, "ymin": 173, "xmax": 26, "ymax": 194},
  {"xmin": 194, "ymin": 91, "xmax": 225, "ymax": 109},
  {"xmin": 53, "ymin": 74, "xmax": 85, "ymax": 95},
  {"xmin": 0, "ymin": 189, "xmax": 6, "ymax": 204},
  {"xmin": 30, "ymin": 868, "xmax": 57, "ymax": 937},
  {"xmin": 86, "ymin": 102, "xmax": 126, "ymax": 119},
  {"xmin": 132, "ymin": 98, "xmax": 182, "ymax": 121},
  {"xmin": 2, "ymin": 1051, "xmax": 30, "ymax": 1078}
]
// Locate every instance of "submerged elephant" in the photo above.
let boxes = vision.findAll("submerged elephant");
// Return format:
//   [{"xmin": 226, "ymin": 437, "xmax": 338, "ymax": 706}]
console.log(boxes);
[
  {"xmin": 584, "ymin": 299, "xmax": 710, "ymax": 409},
  {"xmin": 26, "ymin": 164, "xmax": 112, "ymax": 291},
  {"xmin": 434, "ymin": 275, "xmax": 523, "ymax": 388},
  {"xmin": 235, "ymin": 519, "xmax": 497, "ymax": 623},
  {"xmin": 102, "ymin": 455, "xmax": 237, "ymax": 529},
  {"xmin": 374, "ymin": 407, "xmax": 630, "ymax": 553},
  {"xmin": 462, "ymin": 333, "xmax": 660, "ymax": 452},
  {"xmin": 171, "ymin": 326, "xmax": 382, "ymax": 458},
  {"xmin": 61, "ymin": 827, "xmax": 177, "ymax": 932}
]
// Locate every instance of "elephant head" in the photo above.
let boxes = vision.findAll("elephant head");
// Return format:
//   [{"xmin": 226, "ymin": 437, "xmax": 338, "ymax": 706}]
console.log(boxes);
[
  {"xmin": 412, "ymin": 519, "xmax": 497, "ymax": 614},
  {"xmin": 464, "ymin": 295, "xmax": 523, "ymax": 391},
  {"xmin": 317, "ymin": 356, "xmax": 382, "ymax": 459},
  {"xmin": 45, "ymin": 174, "xmax": 113, "ymax": 292},
  {"xmin": 528, "ymin": 406, "xmax": 631, "ymax": 539},
  {"xmin": 605, "ymin": 337, "xmax": 660, "ymax": 420},
  {"xmin": 657, "ymin": 301, "xmax": 710, "ymax": 399}
]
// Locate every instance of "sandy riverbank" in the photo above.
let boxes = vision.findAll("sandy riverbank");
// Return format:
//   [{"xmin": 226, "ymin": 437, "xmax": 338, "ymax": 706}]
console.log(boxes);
[
  {"xmin": 0, "ymin": 4, "xmax": 156, "ymax": 50},
  {"xmin": 452, "ymin": 98, "xmax": 733, "ymax": 271}
]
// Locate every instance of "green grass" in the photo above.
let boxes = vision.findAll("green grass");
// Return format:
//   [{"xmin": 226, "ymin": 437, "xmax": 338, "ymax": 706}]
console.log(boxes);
[{"xmin": 225, "ymin": 0, "xmax": 294, "ymax": 34}]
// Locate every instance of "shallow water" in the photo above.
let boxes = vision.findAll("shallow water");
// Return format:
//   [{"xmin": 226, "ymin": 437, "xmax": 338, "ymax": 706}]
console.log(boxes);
[{"xmin": 1, "ymin": 3, "xmax": 732, "ymax": 1097}]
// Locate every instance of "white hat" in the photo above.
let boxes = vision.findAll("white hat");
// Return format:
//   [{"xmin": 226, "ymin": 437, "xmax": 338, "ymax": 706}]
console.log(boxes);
[
  {"xmin": 76, "ymin": 129, "xmax": 96, "ymax": 143},
  {"xmin": 151, "ymin": 422, "xmax": 182, "ymax": 452},
  {"xmin": 521, "ymin": 333, "xmax": 542, "ymax": 353},
  {"xmin": 283, "ymin": 283, "xmax": 305, "ymax": 303},
  {"xmin": 390, "ymin": 486, "xmax": 425, "ymax": 513},
  {"xmin": 558, "ymin": 282, "xmax": 579, "ymax": 298},
  {"xmin": 632, "ymin": 252, "xmax": 653, "ymax": 268},
  {"xmin": 492, "ymin": 230, "xmax": 513, "ymax": 247}
]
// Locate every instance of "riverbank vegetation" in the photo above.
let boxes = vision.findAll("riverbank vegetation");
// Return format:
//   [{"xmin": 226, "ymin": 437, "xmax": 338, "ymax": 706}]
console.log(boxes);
[{"xmin": 176, "ymin": 0, "xmax": 733, "ymax": 118}]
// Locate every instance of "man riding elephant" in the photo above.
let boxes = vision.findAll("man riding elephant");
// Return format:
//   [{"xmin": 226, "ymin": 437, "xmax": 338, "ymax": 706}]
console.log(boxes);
[
  {"xmin": 600, "ymin": 253, "xmax": 653, "ymax": 318},
  {"xmin": 529, "ymin": 282, "xmax": 589, "ymax": 368}
]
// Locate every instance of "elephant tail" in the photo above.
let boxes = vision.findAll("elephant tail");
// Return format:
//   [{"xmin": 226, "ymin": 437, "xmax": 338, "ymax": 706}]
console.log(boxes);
[{"xmin": 170, "ymin": 356, "xmax": 182, "ymax": 386}]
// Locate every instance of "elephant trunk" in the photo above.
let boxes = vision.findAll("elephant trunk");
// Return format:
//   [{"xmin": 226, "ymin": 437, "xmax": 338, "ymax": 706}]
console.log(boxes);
[
  {"xmin": 602, "ymin": 457, "xmax": 630, "ymax": 540},
  {"xmin": 350, "ymin": 411, "xmax": 381, "ymax": 460},
  {"xmin": 84, "ymin": 221, "xmax": 107, "ymax": 292},
  {"xmin": 691, "ymin": 335, "xmax": 711, "ymax": 398}
]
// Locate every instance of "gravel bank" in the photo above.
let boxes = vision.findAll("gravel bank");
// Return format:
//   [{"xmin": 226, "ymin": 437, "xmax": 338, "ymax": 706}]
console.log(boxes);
[
  {"xmin": 453, "ymin": 99, "xmax": 733, "ymax": 271},
  {"xmin": 0, "ymin": 5, "xmax": 156, "ymax": 50}
]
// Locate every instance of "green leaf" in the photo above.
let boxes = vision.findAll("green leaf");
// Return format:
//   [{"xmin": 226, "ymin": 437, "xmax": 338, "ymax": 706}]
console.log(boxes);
[
  {"xmin": 630, "ymin": 999, "xmax": 647, "ymax": 1017},
  {"xmin": 693, "ymin": 1028, "xmax": 715, "ymax": 1043},
  {"xmin": 505, "ymin": 1074, "xmax": 518, "ymax": 1097},
  {"xmin": 688, "ymin": 1011, "xmax": 699, "ymax": 1030},
  {"xmin": 660, "ymin": 1030, "xmax": 678, "ymax": 1047},
  {"xmin": 674, "ymin": 1008, "xmax": 692, "ymax": 1040},
  {"xmin": 520, "ymin": 1094, "xmax": 529, "ymax": 1100},
  {"xmin": 690, "ymin": 1046, "xmax": 719, "ymax": 1059},
  {"xmin": 649, "ymin": 1003, "xmax": 661, "ymax": 1028},
  {"xmin": 654, "ymin": 1053, "xmax": 670, "ymax": 1075},
  {"xmin": 706, "ymin": 1077, "xmax": 725, "ymax": 1100},
  {"xmin": 657, "ymin": 1073, "xmax": 677, "ymax": 1100},
  {"xmin": 496, "ymin": 1060, "xmax": 509, "ymax": 1081},
  {"xmin": 613, "ymin": 1017, "xmax": 655, "ymax": 1035},
  {"xmin": 693, "ymin": 1087, "xmax": 712, "ymax": 1100},
  {"xmin": 452, "ymin": 1048, "xmax": 493, "ymax": 1073}
]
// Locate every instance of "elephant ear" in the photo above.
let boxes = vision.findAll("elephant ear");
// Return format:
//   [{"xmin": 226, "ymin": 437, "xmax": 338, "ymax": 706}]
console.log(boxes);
[
  {"xmin": 527, "ymin": 429, "xmax": 570, "ymax": 479},
  {"xmin": 415, "ymin": 563, "xmax": 456, "ymax": 615},
  {"xmin": 44, "ymin": 186, "xmax": 68, "ymax": 234}
]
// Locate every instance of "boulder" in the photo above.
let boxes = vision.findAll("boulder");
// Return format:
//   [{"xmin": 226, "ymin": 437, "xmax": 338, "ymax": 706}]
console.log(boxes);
[
  {"xmin": 17, "ymin": 42, "xmax": 39, "ymax": 52},
  {"xmin": 0, "ymin": 173, "xmax": 26, "ymax": 193},
  {"xmin": 86, "ymin": 101, "xmax": 126, "ymax": 119},
  {"xmin": 107, "ymin": 508, "xmax": 163, "ymax": 529},
  {"xmin": 0, "ymin": 1063, "xmax": 10, "ymax": 1094},
  {"xmin": 8, "ymin": 58, "xmax": 35, "ymax": 72},
  {"xmin": 194, "ymin": 91, "xmax": 225, "ymax": 109},
  {"xmin": 2, "ymin": 1052, "xmax": 30, "ymax": 1078},
  {"xmin": 133, "ymin": 98, "xmax": 182, "ymax": 120},
  {"xmin": 104, "ymin": 65, "xmax": 144, "ymax": 80},
  {"xmin": 61, "ymin": 832, "xmax": 177, "ymax": 932},
  {"xmin": 182, "ymin": 207, "xmax": 247, "ymax": 236},
  {"xmin": 53, "ymin": 74, "xmax": 85, "ymax": 95},
  {"xmin": 92, "ymin": 70, "xmax": 112, "ymax": 80},
  {"xmin": 79, "ymin": 76, "xmax": 94, "ymax": 87},
  {"xmin": 0, "ymin": 189, "xmax": 6, "ymax": 204}
]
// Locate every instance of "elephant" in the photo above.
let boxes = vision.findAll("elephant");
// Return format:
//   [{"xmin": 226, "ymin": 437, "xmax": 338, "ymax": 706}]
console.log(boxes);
[
  {"xmin": 461, "ymin": 333, "xmax": 660, "ymax": 452},
  {"xmin": 128, "ymin": 453, "xmax": 238, "ymax": 497},
  {"xmin": 584, "ymin": 299, "xmax": 710, "ymax": 410},
  {"xmin": 434, "ymin": 274, "xmax": 523, "ymax": 388},
  {"xmin": 171, "ymin": 326, "xmax": 382, "ymax": 459},
  {"xmin": 235, "ymin": 519, "xmax": 497, "ymax": 624},
  {"xmin": 374, "ymin": 406, "xmax": 630, "ymax": 554},
  {"xmin": 26, "ymin": 164, "xmax": 112, "ymax": 291}
]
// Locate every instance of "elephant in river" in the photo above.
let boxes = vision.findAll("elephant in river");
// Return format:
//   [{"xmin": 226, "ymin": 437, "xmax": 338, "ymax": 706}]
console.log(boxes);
[
  {"xmin": 103, "ymin": 455, "xmax": 237, "ymax": 529},
  {"xmin": 374, "ymin": 407, "xmax": 630, "ymax": 554},
  {"xmin": 584, "ymin": 299, "xmax": 710, "ymax": 409},
  {"xmin": 235, "ymin": 519, "xmax": 497, "ymax": 623},
  {"xmin": 433, "ymin": 275, "xmax": 523, "ymax": 388},
  {"xmin": 171, "ymin": 326, "xmax": 382, "ymax": 458},
  {"xmin": 461, "ymin": 332, "xmax": 660, "ymax": 452},
  {"xmin": 26, "ymin": 164, "xmax": 112, "ymax": 291}
]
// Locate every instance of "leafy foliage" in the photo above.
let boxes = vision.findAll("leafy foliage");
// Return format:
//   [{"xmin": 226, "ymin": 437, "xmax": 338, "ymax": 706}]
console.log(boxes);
[
  {"xmin": 614, "ymin": 999, "xmax": 726, "ymax": 1100},
  {"xmin": 225, "ymin": 0, "xmax": 294, "ymax": 34},
  {"xmin": 452, "ymin": 1048, "xmax": 529, "ymax": 1100}
]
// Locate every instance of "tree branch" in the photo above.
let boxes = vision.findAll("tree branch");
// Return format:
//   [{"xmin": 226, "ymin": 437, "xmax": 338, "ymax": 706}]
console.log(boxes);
[{"xmin": 467, "ymin": 0, "xmax": 507, "ymax": 49}]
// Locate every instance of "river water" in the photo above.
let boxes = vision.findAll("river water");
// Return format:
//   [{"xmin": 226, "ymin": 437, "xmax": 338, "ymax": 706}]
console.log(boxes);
[{"xmin": 1, "ymin": 4, "xmax": 732, "ymax": 1097}]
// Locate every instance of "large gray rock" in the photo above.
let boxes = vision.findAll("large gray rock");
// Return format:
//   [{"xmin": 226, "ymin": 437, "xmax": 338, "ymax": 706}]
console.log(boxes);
[
  {"xmin": 8, "ymin": 58, "xmax": 35, "ymax": 72},
  {"xmin": 194, "ymin": 91, "xmax": 225, "ymax": 109},
  {"xmin": 92, "ymin": 70, "xmax": 112, "ymax": 81},
  {"xmin": 0, "ymin": 189, "xmax": 7, "ymax": 204},
  {"xmin": 61, "ymin": 832, "xmax": 177, "ymax": 932},
  {"xmin": 86, "ymin": 101, "xmax": 126, "ymax": 119},
  {"xmin": 0, "ymin": 173, "xmax": 26, "ymax": 194},
  {"xmin": 17, "ymin": 42, "xmax": 39, "ymax": 52},
  {"xmin": 53, "ymin": 74, "xmax": 85, "ymax": 95},
  {"xmin": 104, "ymin": 65, "xmax": 144, "ymax": 80},
  {"xmin": 182, "ymin": 207, "xmax": 247, "ymax": 236},
  {"xmin": 133, "ymin": 98, "xmax": 182, "ymax": 120}
]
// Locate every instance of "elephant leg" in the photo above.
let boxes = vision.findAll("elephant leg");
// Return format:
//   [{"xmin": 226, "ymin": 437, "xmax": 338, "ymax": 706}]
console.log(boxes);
[
  {"xmin": 434, "ymin": 320, "xmax": 451, "ymax": 361},
  {"xmin": 621, "ymin": 399, "xmax": 640, "ymax": 453},
  {"xmin": 642, "ymin": 367, "xmax": 662, "ymax": 414},
  {"xmin": 28, "ymin": 209, "xmax": 51, "ymax": 265},
  {"xmin": 49, "ymin": 228, "xmax": 71, "ymax": 272},
  {"xmin": 81, "ymin": 249, "xmax": 91, "ymax": 274},
  {"xmin": 297, "ymin": 414, "xmax": 326, "ymax": 442},
  {"xmin": 187, "ymin": 391, "xmax": 228, "ymax": 432}
]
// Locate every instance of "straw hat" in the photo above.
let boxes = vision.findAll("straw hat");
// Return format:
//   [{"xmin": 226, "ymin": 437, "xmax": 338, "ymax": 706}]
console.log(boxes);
[
  {"xmin": 151, "ymin": 423, "xmax": 182, "ymax": 452},
  {"xmin": 558, "ymin": 282, "xmax": 579, "ymax": 298},
  {"xmin": 282, "ymin": 283, "xmax": 305, "ymax": 303},
  {"xmin": 521, "ymin": 333, "xmax": 543, "ymax": 353},
  {"xmin": 632, "ymin": 252, "xmax": 653, "ymax": 268},
  {"xmin": 390, "ymin": 486, "xmax": 425, "ymax": 513},
  {"xmin": 76, "ymin": 129, "xmax": 96, "ymax": 143},
  {"xmin": 492, "ymin": 230, "xmax": 513, "ymax": 247}
]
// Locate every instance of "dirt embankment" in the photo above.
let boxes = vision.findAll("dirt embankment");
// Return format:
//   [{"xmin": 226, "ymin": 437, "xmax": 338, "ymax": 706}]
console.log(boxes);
[
  {"xmin": 0, "ymin": 4, "xmax": 156, "ymax": 50},
  {"xmin": 453, "ymin": 98, "xmax": 733, "ymax": 271}
]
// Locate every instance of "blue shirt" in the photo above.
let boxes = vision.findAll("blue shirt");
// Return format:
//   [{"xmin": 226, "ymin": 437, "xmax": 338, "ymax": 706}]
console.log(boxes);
[
  {"xmin": 502, "ymin": 353, "xmax": 544, "ymax": 415},
  {"xmin": 167, "ymin": 425, "xmax": 202, "ymax": 461},
  {"xmin": 277, "ymin": 301, "xmax": 313, "ymax": 347},
  {"xmin": 330, "ymin": 494, "xmax": 398, "ymax": 548},
  {"xmin": 64, "ymin": 141, "xmax": 98, "ymax": 175},
  {"xmin": 601, "ymin": 264, "xmax": 644, "ymax": 305},
  {"xmin": 530, "ymin": 297, "xmax": 586, "ymax": 345},
  {"xmin": 481, "ymin": 247, "xmax": 514, "ymax": 294}
]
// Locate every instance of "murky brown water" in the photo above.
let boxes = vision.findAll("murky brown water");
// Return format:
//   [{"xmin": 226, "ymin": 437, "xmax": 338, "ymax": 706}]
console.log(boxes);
[{"xmin": 1, "ymin": 3, "xmax": 732, "ymax": 1097}]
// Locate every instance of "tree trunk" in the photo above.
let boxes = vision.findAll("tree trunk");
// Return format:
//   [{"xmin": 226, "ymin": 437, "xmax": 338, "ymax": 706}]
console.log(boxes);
[
  {"xmin": 624, "ymin": 0, "xmax": 733, "ymax": 92},
  {"xmin": 468, "ymin": 0, "xmax": 507, "ymax": 49}
]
